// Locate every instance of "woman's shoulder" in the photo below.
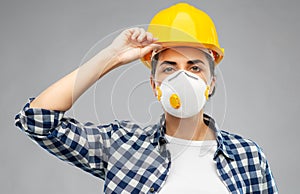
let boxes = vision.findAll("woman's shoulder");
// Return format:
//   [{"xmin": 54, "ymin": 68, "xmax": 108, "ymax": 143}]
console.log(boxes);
[{"xmin": 219, "ymin": 129, "xmax": 266, "ymax": 159}]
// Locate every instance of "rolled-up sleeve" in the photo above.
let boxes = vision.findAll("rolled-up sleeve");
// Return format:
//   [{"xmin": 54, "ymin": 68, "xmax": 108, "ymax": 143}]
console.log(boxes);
[
  {"xmin": 15, "ymin": 98, "xmax": 65, "ymax": 136},
  {"xmin": 260, "ymin": 151, "xmax": 279, "ymax": 193},
  {"xmin": 254, "ymin": 143, "xmax": 279, "ymax": 193},
  {"xmin": 15, "ymin": 98, "xmax": 114, "ymax": 179}
]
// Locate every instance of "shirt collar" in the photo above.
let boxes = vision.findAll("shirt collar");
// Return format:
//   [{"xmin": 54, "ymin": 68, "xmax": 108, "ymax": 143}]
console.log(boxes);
[{"xmin": 151, "ymin": 113, "xmax": 235, "ymax": 161}]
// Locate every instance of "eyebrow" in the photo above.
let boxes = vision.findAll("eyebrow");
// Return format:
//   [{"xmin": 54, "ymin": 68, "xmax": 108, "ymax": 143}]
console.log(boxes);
[
  {"xmin": 159, "ymin": 61, "xmax": 177, "ymax": 66},
  {"xmin": 159, "ymin": 59, "xmax": 205, "ymax": 66},
  {"xmin": 187, "ymin": 59, "xmax": 205, "ymax": 65}
]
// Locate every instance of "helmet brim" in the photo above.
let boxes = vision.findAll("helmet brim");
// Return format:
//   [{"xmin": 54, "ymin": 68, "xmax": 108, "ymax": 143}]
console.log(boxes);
[{"xmin": 141, "ymin": 41, "xmax": 224, "ymax": 69}]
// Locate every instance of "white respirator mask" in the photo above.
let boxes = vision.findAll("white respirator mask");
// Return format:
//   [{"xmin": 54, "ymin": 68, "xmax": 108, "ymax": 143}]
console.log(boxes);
[{"xmin": 155, "ymin": 70, "xmax": 211, "ymax": 118}]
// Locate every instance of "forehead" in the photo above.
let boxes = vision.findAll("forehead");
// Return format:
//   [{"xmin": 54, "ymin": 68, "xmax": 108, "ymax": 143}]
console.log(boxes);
[{"xmin": 158, "ymin": 47, "xmax": 209, "ymax": 64}]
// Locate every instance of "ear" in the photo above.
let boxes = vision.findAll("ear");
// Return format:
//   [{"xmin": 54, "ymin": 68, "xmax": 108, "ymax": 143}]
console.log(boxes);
[{"xmin": 150, "ymin": 74, "xmax": 157, "ymax": 97}]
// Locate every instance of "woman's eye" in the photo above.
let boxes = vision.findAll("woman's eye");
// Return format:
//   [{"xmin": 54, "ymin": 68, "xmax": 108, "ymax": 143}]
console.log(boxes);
[
  {"xmin": 191, "ymin": 66, "xmax": 201, "ymax": 72},
  {"xmin": 163, "ymin": 67, "xmax": 174, "ymax": 73}
]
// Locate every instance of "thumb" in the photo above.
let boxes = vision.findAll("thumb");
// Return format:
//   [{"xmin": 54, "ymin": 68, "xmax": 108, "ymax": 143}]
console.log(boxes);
[{"xmin": 140, "ymin": 43, "xmax": 162, "ymax": 58}]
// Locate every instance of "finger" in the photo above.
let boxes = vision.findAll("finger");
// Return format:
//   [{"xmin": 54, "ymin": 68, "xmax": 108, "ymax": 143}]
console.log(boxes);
[
  {"xmin": 145, "ymin": 32, "xmax": 157, "ymax": 42},
  {"xmin": 131, "ymin": 28, "xmax": 141, "ymax": 40},
  {"xmin": 137, "ymin": 28, "xmax": 147, "ymax": 42},
  {"xmin": 140, "ymin": 31, "xmax": 156, "ymax": 46},
  {"xmin": 140, "ymin": 38, "xmax": 156, "ymax": 47},
  {"xmin": 140, "ymin": 43, "xmax": 162, "ymax": 57},
  {"xmin": 140, "ymin": 40, "xmax": 159, "ymax": 47}
]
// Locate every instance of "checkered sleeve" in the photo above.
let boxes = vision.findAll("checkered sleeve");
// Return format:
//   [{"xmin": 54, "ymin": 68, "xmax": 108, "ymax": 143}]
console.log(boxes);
[
  {"xmin": 258, "ymin": 146, "xmax": 279, "ymax": 193},
  {"xmin": 14, "ymin": 98, "xmax": 114, "ymax": 179}
]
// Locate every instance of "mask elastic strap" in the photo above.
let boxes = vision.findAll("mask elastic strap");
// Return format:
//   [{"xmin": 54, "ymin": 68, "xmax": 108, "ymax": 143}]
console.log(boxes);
[
  {"xmin": 205, "ymin": 77, "xmax": 215, "ymax": 100},
  {"xmin": 205, "ymin": 85, "xmax": 210, "ymax": 100}
]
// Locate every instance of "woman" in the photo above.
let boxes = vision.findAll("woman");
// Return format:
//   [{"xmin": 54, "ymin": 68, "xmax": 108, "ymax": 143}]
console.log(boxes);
[{"xmin": 15, "ymin": 3, "xmax": 278, "ymax": 193}]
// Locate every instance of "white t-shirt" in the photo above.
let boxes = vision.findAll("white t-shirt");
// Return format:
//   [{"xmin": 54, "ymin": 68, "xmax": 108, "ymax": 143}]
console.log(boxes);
[{"xmin": 158, "ymin": 134, "xmax": 229, "ymax": 194}]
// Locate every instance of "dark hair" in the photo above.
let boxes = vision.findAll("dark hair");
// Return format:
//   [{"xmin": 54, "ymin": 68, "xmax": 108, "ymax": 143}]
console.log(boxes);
[{"xmin": 151, "ymin": 49, "xmax": 216, "ymax": 97}]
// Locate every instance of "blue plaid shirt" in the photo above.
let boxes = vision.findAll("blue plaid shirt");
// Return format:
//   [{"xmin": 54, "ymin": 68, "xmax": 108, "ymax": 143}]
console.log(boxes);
[{"xmin": 15, "ymin": 98, "xmax": 278, "ymax": 194}]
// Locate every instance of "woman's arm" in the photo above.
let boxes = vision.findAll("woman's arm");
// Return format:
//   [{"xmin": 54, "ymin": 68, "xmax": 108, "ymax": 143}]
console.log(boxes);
[
  {"xmin": 15, "ymin": 28, "xmax": 161, "ymax": 179},
  {"xmin": 30, "ymin": 28, "xmax": 160, "ymax": 111}
]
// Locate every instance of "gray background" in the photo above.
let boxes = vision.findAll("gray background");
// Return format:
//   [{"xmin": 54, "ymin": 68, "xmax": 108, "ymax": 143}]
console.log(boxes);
[{"xmin": 1, "ymin": 0, "xmax": 299, "ymax": 193}]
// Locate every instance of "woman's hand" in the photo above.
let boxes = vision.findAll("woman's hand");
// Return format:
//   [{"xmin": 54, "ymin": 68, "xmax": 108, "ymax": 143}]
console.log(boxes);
[
  {"xmin": 108, "ymin": 28, "xmax": 161, "ymax": 66},
  {"xmin": 29, "ymin": 28, "xmax": 161, "ymax": 111}
]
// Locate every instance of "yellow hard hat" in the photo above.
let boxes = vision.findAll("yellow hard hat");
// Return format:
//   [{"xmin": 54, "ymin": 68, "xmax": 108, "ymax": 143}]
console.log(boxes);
[{"xmin": 141, "ymin": 2, "xmax": 224, "ymax": 68}]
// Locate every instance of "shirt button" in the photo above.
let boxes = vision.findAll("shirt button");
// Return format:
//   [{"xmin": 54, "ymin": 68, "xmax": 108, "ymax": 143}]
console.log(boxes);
[{"xmin": 150, "ymin": 187, "xmax": 155, "ymax": 192}]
